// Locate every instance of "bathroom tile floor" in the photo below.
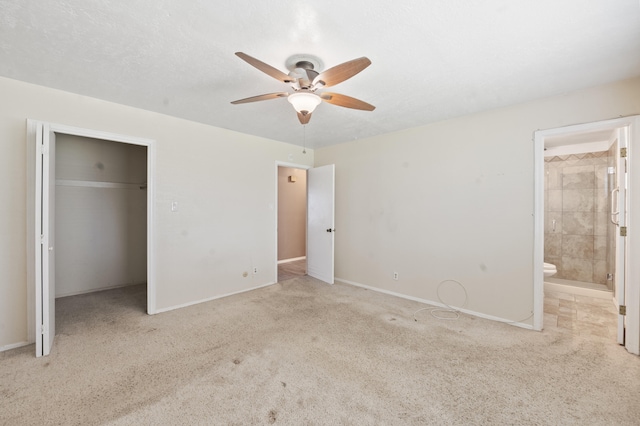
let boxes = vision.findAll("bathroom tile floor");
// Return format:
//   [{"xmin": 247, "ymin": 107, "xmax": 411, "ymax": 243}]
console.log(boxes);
[{"xmin": 544, "ymin": 290, "xmax": 618, "ymax": 339}]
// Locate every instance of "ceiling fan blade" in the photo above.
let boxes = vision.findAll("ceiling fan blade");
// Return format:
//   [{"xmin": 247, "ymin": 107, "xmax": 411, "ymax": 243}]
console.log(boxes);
[
  {"xmin": 320, "ymin": 92, "xmax": 375, "ymax": 111},
  {"xmin": 297, "ymin": 111, "xmax": 312, "ymax": 125},
  {"xmin": 312, "ymin": 57, "xmax": 371, "ymax": 88},
  {"xmin": 235, "ymin": 52, "xmax": 294, "ymax": 83},
  {"xmin": 230, "ymin": 92, "xmax": 289, "ymax": 104}
]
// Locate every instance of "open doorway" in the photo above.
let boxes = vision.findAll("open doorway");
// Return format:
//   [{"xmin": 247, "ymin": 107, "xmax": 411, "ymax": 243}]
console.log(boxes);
[
  {"xmin": 277, "ymin": 165, "xmax": 308, "ymax": 281},
  {"xmin": 533, "ymin": 115, "xmax": 640, "ymax": 355},
  {"xmin": 274, "ymin": 161, "xmax": 335, "ymax": 285},
  {"xmin": 541, "ymin": 128, "xmax": 623, "ymax": 343},
  {"xmin": 27, "ymin": 121, "xmax": 156, "ymax": 357},
  {"xmin": 542, "ymin": 129, "xmax": 621, "ymax": 296}
]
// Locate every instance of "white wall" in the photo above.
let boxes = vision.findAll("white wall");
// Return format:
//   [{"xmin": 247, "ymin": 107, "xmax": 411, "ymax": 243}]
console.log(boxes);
[
  {"xmin": 0, "ymin": 76, "xmax": 313, "ymax": 350},
  {"xmin": 55, "ymin": 134, "xmax": 147, "ymax": 297},
  {"xmin": 315, "ymin": 77, "xmax": 640, "ymax": 325}
]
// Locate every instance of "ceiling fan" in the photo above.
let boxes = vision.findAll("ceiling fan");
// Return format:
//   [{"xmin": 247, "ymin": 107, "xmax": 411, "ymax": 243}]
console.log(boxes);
[{"xmin": 231, "ymin": 52, "xmax": 375, "ymax": 125}]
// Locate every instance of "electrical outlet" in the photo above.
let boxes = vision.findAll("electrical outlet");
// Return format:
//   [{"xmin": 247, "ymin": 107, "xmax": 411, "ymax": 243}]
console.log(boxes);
[
  {"xmin": 253, "ymin": 267, "xmax": 258, "ymax": 275},
  {"xmin": 393, "ymin": 272, "xmax": 399, "ymax": 280}
]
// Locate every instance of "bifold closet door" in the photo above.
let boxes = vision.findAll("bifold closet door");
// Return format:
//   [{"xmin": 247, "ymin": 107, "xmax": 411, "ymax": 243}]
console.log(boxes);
[{"xmin": 35, "ymin": 125, "xmax": 56, "ymax": 357}]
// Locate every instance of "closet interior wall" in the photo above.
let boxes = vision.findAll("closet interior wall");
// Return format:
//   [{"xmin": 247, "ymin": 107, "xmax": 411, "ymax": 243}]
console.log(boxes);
[{"xmin": 55, "ymin": 134, "xmax": 147, "ymax": 297}]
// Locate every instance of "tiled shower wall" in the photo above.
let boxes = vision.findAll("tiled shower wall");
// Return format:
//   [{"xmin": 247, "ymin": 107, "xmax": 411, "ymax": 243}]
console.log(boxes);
[{"xmin": 544, "ymin": 151, "xmax": 614, "ymax": 286}]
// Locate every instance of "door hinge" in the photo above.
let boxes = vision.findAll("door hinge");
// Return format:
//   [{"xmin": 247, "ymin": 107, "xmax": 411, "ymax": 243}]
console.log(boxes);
[
  {"xmin": 40, "ymin": 234, "xmax": 45, "ymax": 244},
  {"xmin": 620, "ymin": 226, "xmax": 627, "ymax": 237},
  {"xmin": 41, "ymin": 324, "xmax": 47, "ymax": 334},
  {"xmin": 620, "ymin": 147, "xmax": 627, "ymax": 158},
  {"xmin": 619, "ymin": 305, "xmax": 627, "ymax": 316}
]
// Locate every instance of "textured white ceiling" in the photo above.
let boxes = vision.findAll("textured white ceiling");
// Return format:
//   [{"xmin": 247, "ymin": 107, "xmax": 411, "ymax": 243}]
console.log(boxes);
[{"xmin": 1, "ymin": 0, "xmax": 639, "ymax": 149}]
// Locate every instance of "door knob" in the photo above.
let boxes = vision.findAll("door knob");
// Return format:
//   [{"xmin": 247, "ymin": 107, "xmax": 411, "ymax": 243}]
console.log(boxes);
[{"xmin": 326, "ymin": 228, "xmax": 335, "ymax": 233}]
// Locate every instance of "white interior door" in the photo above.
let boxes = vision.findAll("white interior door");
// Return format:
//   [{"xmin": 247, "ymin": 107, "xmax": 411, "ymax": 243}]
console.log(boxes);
[
  {"xmin": 35, "ymin": 125, "xmax": 56, "ymax": 357},
  {"xmin": 615, "ymin": 129, "xmax": 628, "ymax": 345},
  {"xmin": 307, "ymin": 164, "xmax": 335, "ymax": 284}
]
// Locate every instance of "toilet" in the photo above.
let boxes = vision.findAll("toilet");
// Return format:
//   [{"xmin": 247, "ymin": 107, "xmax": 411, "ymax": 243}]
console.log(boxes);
[{"xmin": 543, "ymin": 262, "xmax": 557, "ymax": 278}]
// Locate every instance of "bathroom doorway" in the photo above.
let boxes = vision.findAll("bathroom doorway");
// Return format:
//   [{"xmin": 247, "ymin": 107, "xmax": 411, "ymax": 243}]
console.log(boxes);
[
  {"xmin": 542, "ymin": 130, "xmax": 621, "ymax": 297},
  {"xmin": 533, "ymin": 115, "xmax": 640, "ymax": 355}
]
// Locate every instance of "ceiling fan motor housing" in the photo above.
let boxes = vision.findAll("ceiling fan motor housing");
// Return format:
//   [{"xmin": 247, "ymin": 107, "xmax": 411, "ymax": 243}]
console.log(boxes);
[{"xmin": 290, "ymin": 61, "xmax": 319, "ymax": 90}]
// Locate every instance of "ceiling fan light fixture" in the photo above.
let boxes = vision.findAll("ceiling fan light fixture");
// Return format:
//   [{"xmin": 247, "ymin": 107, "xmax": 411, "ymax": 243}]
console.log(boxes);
[
  {"xmin": 288, "ymin": 92, "xmax": 321, "ymax": 115},
  {"xmin": 231, "ymin": 52, "xmax": 375, "ymax": 125}
]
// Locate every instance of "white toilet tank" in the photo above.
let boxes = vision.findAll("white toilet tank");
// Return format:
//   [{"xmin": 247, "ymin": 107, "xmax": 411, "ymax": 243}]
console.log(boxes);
[{"xmin": 544, "ymin": 262, "xmax": 557, "ymax": 278}]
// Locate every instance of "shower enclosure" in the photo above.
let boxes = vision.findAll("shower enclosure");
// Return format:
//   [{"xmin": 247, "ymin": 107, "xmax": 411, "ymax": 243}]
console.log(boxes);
[{"xmin": 543, "ymin": 144, "xmax": 617, "ymax": 292}]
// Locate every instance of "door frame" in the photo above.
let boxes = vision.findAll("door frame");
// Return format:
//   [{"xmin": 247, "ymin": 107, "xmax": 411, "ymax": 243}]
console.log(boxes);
[
  {"xmin": 533, "ymin": 115, "xmax": 640, "ymax": 355},
  {"xmin": 614, "ymin": 129, "xmax": 628, "ymax": 345},
  {"xmin": 274, "ymin": 161, "xmax": 310, "ymax": 284},
  {"xmin": 26, "ymin": 120, "xmax": 157, "ymax": 352}
]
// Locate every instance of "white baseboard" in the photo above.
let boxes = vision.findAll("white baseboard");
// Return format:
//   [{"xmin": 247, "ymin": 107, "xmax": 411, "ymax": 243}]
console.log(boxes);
[
  {"xmin": 277, "ymin": 256, "xmax": 306, "ymax": 264},
  {"xmin": 336, "ymin": 278, "xmax": 534, "ymax": 330},
  {"xmin": 0, "ymin": 341, "xmax": 31, "ymax": 353},
  {"xmin": 155, "ymin": 281, "xmax": 277, "ymax": 314},
  {"xmin": 56, "ymin": 282, "xmax": 144, "ymax": 299}
]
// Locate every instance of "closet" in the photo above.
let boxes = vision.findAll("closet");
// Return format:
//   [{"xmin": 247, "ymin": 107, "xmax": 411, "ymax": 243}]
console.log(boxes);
[{"xmin": 55, "ymin": 134, "xmax": 147, "ymax": 298}]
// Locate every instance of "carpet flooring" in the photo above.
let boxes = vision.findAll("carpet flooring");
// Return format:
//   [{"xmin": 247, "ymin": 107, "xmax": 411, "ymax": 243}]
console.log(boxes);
[{"xmin": 1, "ymin": 276, "xmax": 639, "ymax": 425}]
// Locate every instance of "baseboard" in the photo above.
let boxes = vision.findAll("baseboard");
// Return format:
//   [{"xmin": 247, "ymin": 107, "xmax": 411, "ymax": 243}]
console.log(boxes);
[
  {"xmin": 155, "ymin": 281, "xmax": 277, "ymax": 314},
  {"xmin": 336, "ymin": 278, "xmax": 534, "ymax": 330},
  {"xmin": 0, "ymin": 341, "xmax": 31, "ymax": 353},
  {"xmin": 56, "ymin": 282, "xmax": 145, "ymax": 299},
  {"xmin": 277, "ymin": 256, "xmax": 306, "ymax": 264}
]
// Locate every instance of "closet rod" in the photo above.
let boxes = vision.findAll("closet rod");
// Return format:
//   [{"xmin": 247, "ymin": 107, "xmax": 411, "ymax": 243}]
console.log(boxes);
[{"xmin": 56, "ymin": 179, "xmax": 145, "ymax": 190}]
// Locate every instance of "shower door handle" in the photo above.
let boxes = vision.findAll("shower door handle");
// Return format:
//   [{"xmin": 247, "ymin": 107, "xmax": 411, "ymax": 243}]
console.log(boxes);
[{"xmin": 610, "ymin": 187, "xmax": 620, "ymax": 226}]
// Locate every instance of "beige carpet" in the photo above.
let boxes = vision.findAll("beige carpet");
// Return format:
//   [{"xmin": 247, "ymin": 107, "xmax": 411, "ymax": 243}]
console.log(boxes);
[{"xmin": 1, "ymin": 276, "xmax": 639, "ymax": 425}]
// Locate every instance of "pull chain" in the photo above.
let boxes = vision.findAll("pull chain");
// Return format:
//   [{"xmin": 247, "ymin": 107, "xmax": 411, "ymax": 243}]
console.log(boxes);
[{"xmin": 302, "ymin": 124, "xmax": 307, "ymax": 154}]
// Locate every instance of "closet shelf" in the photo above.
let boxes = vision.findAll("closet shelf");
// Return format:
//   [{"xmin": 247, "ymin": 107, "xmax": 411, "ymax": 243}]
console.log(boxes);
[{"xmin": 56, "ymin": 179, "xmax": 145, "ymax": 190}]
